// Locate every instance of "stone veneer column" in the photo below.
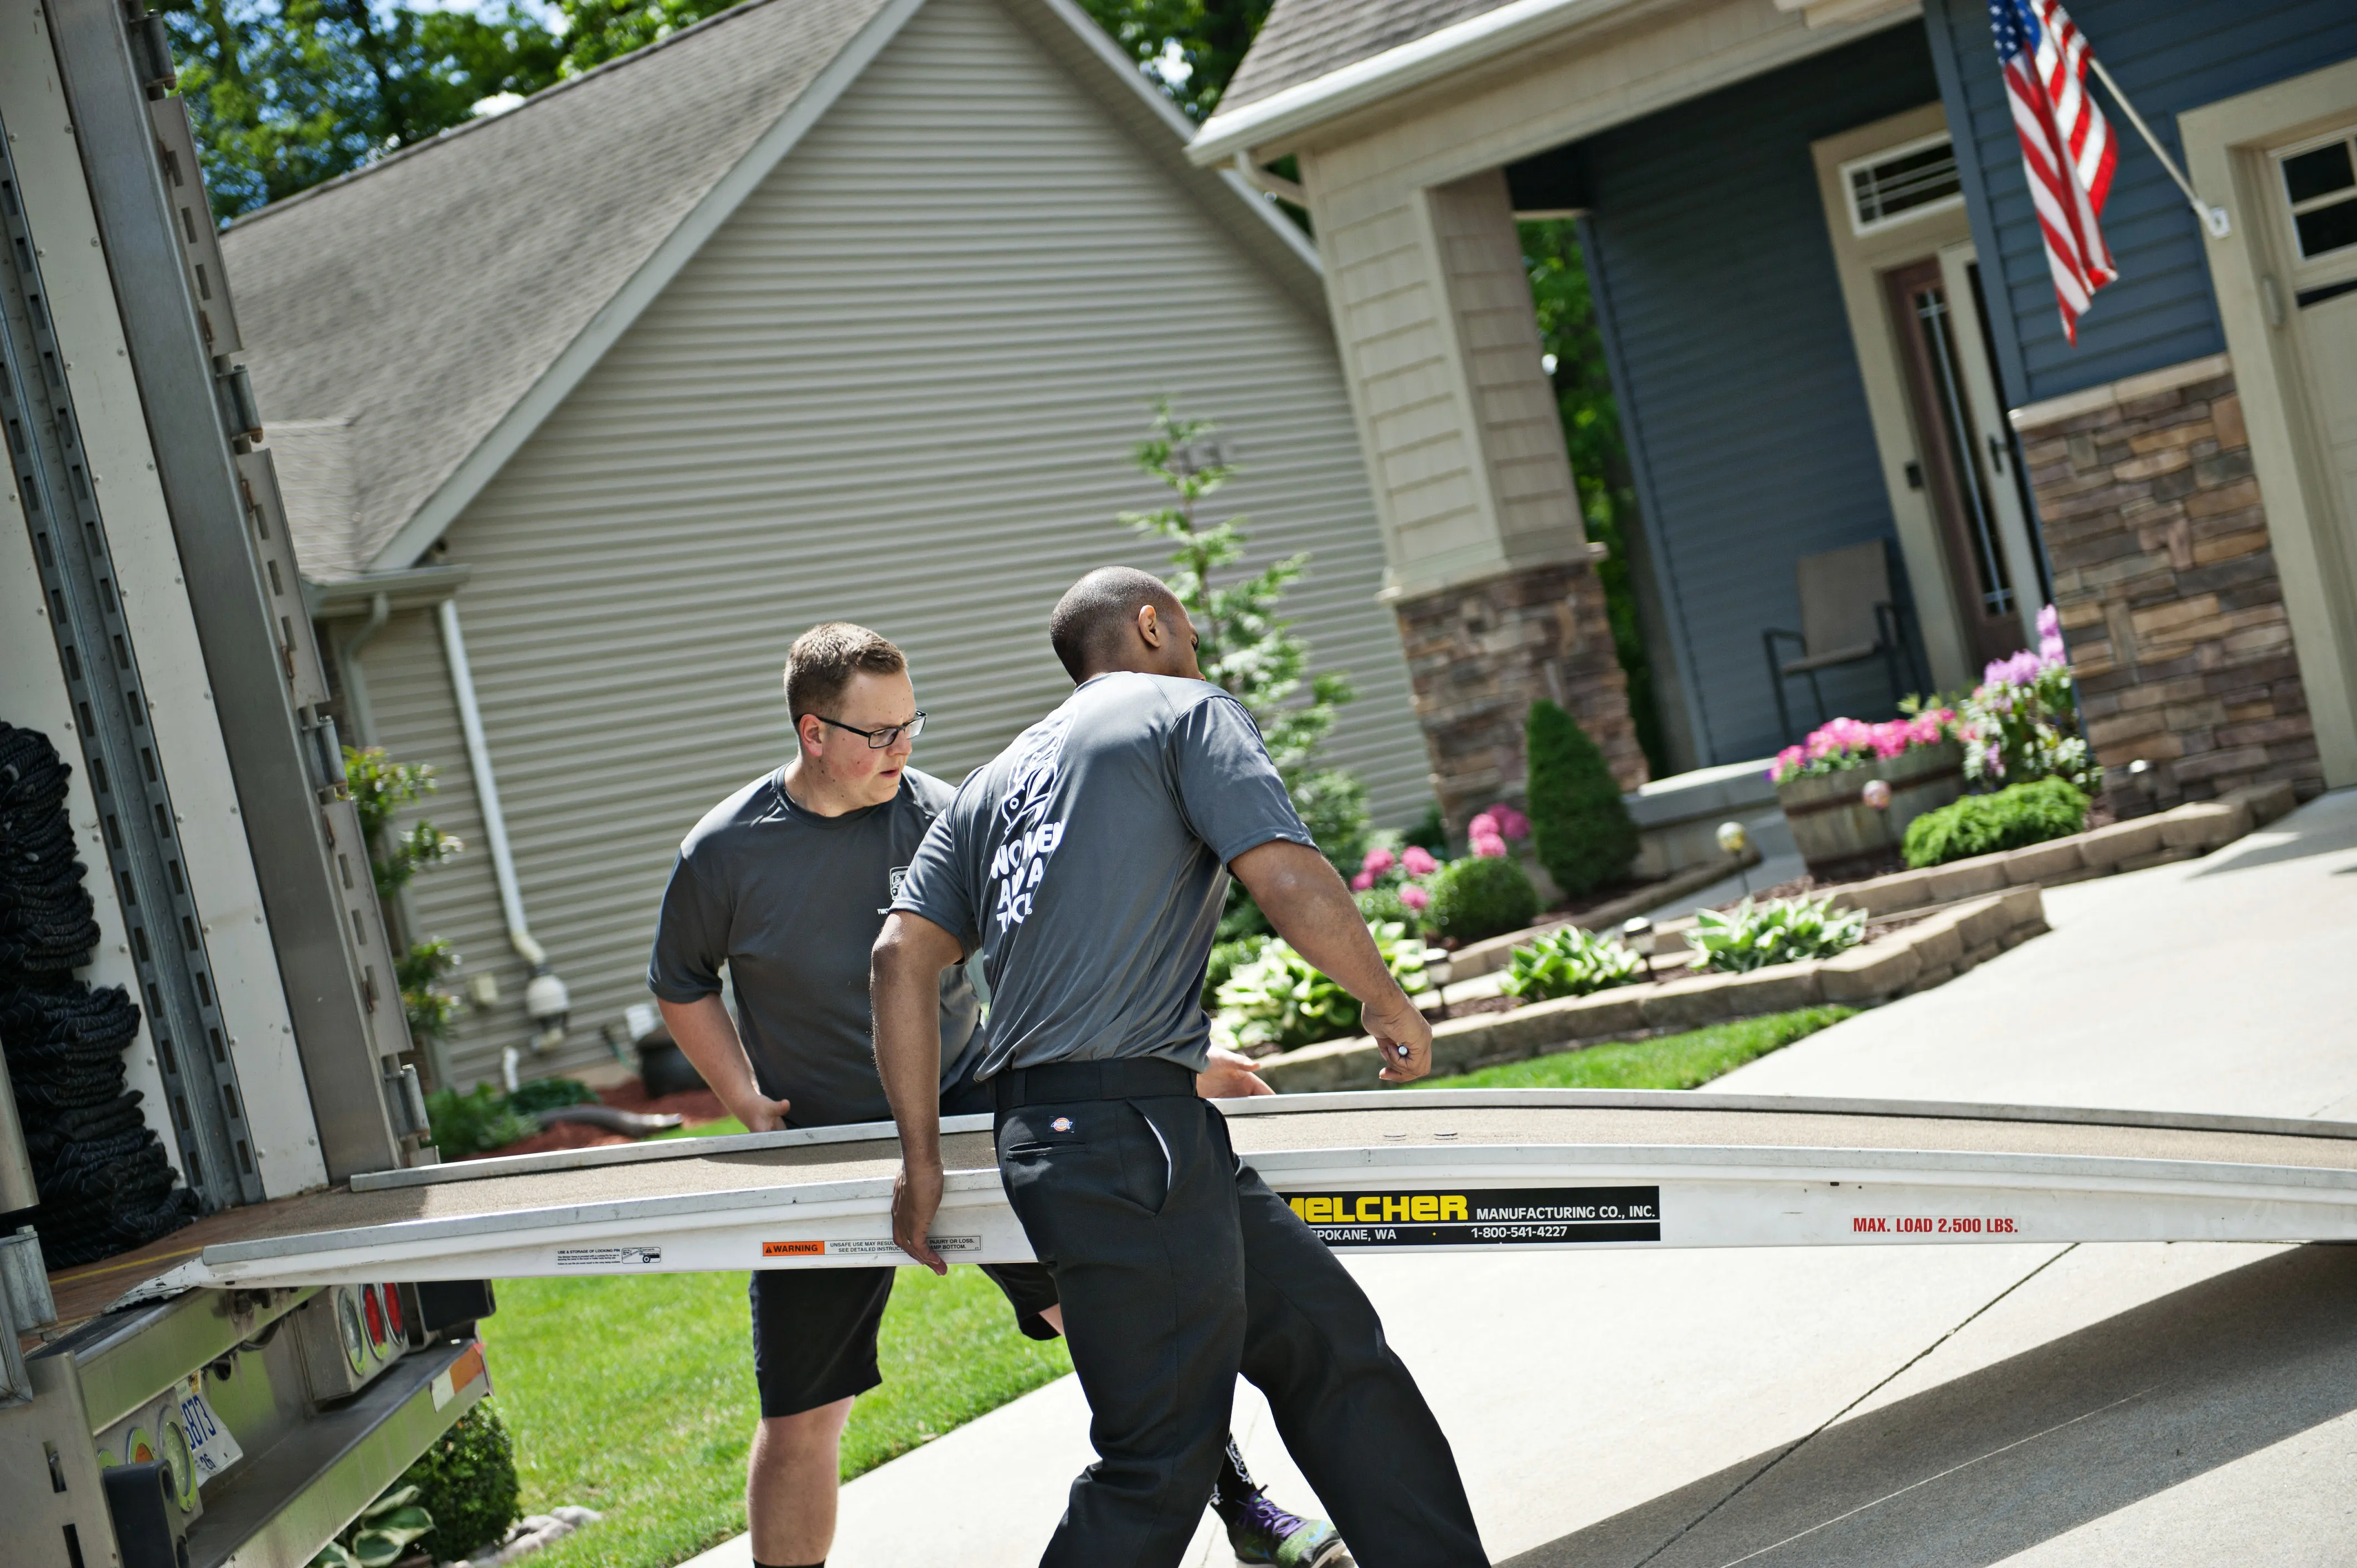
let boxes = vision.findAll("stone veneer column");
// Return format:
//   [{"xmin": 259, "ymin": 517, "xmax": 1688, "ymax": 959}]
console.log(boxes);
[
  {"xmin": 2016, "ymin": 355, "xmax": 2322, "ymax": 817},
  {"xmin": 1387, "ymin": 551, "xmax": 1646, "ymax": 834}
]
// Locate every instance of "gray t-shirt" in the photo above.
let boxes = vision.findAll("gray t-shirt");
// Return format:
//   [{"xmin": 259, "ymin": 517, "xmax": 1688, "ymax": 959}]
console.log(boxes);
[
  {"xmin": 892, "ymin": 673, "xmax": 1312, "ymax": 1077},
  {"xmin": 647, "ymin": 767, "xmax": 985, "ymax": 1128}
]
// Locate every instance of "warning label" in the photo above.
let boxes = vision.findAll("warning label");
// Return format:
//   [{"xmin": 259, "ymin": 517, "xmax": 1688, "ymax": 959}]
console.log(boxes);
[
  {"xmin": 793, "ymin": 1236, "xmax": 983, "ymax": 1258},
  {"xmin": 555, "ymin": 1245, "xmax": 663, "ymax": 1267},
  {"xmin": 1288, "ymin": 1186, "xmax": 1660, "ymax": 1247}
]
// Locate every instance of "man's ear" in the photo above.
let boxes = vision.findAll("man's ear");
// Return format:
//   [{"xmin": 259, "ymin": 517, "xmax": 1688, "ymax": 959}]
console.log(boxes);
[
  {"xmin": 1136, "ymin": 602, "xmax": 1165, "ymax": 649},
  {"xmin": 795, "ymin": 713, "xmax": 824, "ymax": 755}
]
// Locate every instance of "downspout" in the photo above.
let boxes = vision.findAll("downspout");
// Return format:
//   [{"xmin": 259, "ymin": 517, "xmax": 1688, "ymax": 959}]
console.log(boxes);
[{"xmin": 438, "ymin": 599, "xmax": 569, "ymax": 1076}]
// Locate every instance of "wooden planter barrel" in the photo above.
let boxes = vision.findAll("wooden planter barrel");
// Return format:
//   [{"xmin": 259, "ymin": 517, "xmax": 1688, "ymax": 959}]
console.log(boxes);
[{"xmin": 1776, "ymin": 740, "xmax": 1965, "ymax": 880}]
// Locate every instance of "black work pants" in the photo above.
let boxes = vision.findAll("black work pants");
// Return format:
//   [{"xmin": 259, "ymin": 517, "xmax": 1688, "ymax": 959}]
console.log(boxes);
[{"xmin": 995, "ymin": 1060, "xmax": 1486, "ymax": 1568}]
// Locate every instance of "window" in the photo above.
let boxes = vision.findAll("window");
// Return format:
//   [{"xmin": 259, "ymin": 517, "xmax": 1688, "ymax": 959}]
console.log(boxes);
[
  {"xmin": 1842, "ymin": 133, "xmax": 1964, "ymax": 235},
  {"xmin": 2277, "ymin": 127, "xmax": 2357, "ymax": 261}
]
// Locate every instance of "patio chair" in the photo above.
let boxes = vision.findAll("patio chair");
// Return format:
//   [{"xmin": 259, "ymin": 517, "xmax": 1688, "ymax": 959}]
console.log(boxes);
[{"xmin": 1761, "ymin": 540, "xmax": 1922, "ymax": 742}]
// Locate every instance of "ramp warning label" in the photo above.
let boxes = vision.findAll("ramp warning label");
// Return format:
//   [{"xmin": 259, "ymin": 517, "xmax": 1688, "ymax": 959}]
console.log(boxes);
[
  {"xmin": 555, "ymin": 1245, "xmax": 662, "ymax": 1267},
  {"xmin": 1288, "ymin": 1186, "xmax": 1660, "ymax": 1247}
]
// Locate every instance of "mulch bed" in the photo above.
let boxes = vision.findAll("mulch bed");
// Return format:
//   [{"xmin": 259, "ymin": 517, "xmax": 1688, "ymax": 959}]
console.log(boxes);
[{"xmin": 462, "ymin": 1076, "xmax": 733, "ymax": 1161}]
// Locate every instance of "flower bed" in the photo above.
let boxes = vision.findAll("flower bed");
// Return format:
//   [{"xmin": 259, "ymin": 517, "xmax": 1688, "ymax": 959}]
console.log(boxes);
[{"xmin": 1254, "ymin": 886, "xmax": 2049, "ymax": 1093}]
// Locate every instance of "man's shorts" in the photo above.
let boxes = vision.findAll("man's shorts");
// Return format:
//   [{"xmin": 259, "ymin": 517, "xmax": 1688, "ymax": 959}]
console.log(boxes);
[
  {"xmin": 749, "ymin": 1065, "xmax": 1059, "ymax": 1420},
  {"xmin": 749, "ymin": 1260, "xmax": 1061, "ymax": 1417}
]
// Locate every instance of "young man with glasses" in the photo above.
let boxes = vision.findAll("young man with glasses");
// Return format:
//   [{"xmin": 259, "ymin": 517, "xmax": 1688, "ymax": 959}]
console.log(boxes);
[{"xmin": 647, "ymin": 622, "xmax": 1346, "ymax": 1568}]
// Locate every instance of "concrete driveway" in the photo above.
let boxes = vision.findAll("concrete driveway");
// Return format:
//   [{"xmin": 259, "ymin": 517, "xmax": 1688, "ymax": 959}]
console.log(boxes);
[{"xmin": 702, "ymin": 791, "xmax": 2357, "ymax": 1567}]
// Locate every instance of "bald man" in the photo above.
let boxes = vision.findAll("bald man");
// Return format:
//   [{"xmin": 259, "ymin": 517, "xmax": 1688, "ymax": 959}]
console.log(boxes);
[{"xmin": 874, "ymin": 571, "xmax": 1486, "ymax": 1567}]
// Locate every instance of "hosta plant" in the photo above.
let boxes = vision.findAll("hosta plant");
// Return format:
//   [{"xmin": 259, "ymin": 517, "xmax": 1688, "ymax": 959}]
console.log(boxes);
[
  {"xmin": 310, "ymin": 1487, "xmax": 433, "ymax": 1568},
  {"xmin": 1218, "ymin": 922, "xmax": 1438, "ymax": 1052},
  {"xmin": 1688, "ymin": 895, "xmax": 1865, "ymax": 974},
  {"xmin": 1498, "ymin": 925, "xmax": 1645, "ymax": 1002}
]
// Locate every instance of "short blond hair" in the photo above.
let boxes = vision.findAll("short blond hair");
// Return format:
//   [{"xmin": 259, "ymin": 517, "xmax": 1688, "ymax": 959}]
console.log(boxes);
[{"xmin": 784, "ymin": 623, "xmax": 905, "ymax": 723}]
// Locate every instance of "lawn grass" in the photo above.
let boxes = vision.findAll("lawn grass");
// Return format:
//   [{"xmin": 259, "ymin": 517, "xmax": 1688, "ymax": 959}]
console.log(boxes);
[
  {"xmin": 474, "ymin": 1125, "xmax": 1071, "ymax": 1568},
  {"xmin": 1413, "ymin": 1005, "xmax": 1857, "ymax": 1090}
]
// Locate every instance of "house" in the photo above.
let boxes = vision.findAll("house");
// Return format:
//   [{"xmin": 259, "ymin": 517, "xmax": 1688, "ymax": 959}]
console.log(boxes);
[
  {"xmin": 223, "ymin": 0, "xmax": 1432, "ymax": 1089},
  {"xmin": 1191, "ymin": 0, "xmax": 2353, "ymax": 817}
]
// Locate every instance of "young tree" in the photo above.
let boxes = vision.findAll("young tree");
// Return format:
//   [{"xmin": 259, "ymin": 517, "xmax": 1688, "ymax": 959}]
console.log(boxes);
[
  {"xmin": 1121, "ymin": 401, "xmax": 1370, "ymax": 878},
  {"xmin": 345, "ymin": 746, "xmax": 466, "ymax": 1056}
]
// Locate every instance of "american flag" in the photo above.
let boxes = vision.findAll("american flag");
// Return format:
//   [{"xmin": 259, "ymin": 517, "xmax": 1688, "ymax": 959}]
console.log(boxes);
[{"xmin": 1991, "ymin": 0, "xmax": 2118, "ymax": 343}]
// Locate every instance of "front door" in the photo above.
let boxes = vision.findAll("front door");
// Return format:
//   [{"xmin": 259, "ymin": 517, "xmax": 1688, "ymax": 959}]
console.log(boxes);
[
  {"xmin": 1883, "ymin": 257, "xmax": 2030, "ymax": 669},
  {"xmin": 2274, "ymin": 122, "xmax": 2357, "ymax": 566}
]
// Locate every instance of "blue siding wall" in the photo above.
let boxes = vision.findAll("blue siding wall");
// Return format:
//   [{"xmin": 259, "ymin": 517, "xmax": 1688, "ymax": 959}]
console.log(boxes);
[
  {"xmin": 1923, "ymin": 0, "xmax": 2357, "ymax": 407},
  {"xmin": 1579, "ymin": 24, "xmax": 1943, "ymax": 766}
]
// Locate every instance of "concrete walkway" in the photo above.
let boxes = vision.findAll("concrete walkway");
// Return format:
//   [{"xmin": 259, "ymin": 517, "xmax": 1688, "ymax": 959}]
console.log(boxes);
[{"xmin": 688, "ymin": 790, "xmax": 2357, "ymax": 1567}]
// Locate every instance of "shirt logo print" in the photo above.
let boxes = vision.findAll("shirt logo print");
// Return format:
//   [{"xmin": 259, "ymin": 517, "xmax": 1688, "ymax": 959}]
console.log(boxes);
[
  {"xmin": 989, "ymin": 714, "xmax": 1071, "ymax": 932},
  {"xmin": 1051, "ymin": 1117, "xmax": 1073, "ymax": 1133}
]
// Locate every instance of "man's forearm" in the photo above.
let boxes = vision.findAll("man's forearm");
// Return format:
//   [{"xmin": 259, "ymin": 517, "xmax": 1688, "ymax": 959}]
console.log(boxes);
[
  {"xmin": 869, "ymin": 914, "xmax": 959, "ymax": 1164},
  {"xmin": 658, "ymin": 995, "xmax": 766, "ymax": 1111},
  {"xmin": 1232, "ymin": 840, "xmax": 1412, "ymax": 1013}
]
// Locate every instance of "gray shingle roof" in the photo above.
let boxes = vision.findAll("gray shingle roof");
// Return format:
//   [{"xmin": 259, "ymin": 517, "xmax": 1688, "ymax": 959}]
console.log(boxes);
[
  {"xmin": 1218, "ymin": 0, "xmax": 1515, "ymax": 111},
  {"xmin": 221, "ymin": 0, "xmax": 891, "ymax": 581}
]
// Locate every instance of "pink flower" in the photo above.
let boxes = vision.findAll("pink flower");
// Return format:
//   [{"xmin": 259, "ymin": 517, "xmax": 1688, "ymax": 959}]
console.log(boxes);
[
  {"xmin": 1470, "ymin": 831, "xmax": 1509, "ymax": 859},
  {"xmin": 2036, "ymin": 602, "xmax": 2061, "ymax": 641},
  {"xmin": 1468, "ymin": 812, "xmax": 1500, "ymax": 840},
  {"xmin": 1399, "ymin": 884, "xmax": 1431, "ymax": 910},
  {"xmin": 1488, "ymin": 805, "xmax": 1531, "ymax": 840},
  {"xmin": 1401, "ymin": 845, "xmax": 1438, "ymax": 877},
  {"xmin": 1985, "ymin": 649, "xmax": 2043, "ymax": 689},
  {"xmin": 1361, "ymin": 845, "xmax": 1398, "ymax": 877},
  {"xmin": 1350, "ymin": 870, "xmax": 1375, "ymax": 891}
]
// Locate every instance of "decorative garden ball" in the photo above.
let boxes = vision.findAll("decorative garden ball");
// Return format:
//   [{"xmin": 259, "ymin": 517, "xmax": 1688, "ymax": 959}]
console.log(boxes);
[
  {"xmin": 1716, "ymin": 821, "xmax": 1748, "ymax": 856},
  {"xmin": 1861, "ymin": 778, "xmax": 1893, "ymax": 811}
]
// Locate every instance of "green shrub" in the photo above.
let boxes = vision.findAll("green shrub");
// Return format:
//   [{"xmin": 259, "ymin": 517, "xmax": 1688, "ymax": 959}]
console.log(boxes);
[
  {"xmin": 1498, "ymin": 925, "xmax": 1644, "ymax": 1002},
  {"xmin": 1403, "ymin": 802, "xmax": 1449, "ymax": 855},
  {"xmin": 424, "ymin": 1083, "xmax": 538, "ymax": 1158},
  {"xmin": 1354, "ymin": 883, "xmax": 1416, "ymax": 933},
  {"xmin": 397, "ymin": 1401, "xmax": 521, "ymax": 1563},
  {"xmin": 1902, "ymin": 776, "xmax": 2088, "ymax": 868},
  {"xmin": 1292, "ymin": 767, "xmax": 1373, "ymax": 875},
  {"xmin": 1218, "ymin": 923, "xmax": 1434, "ymax": 1052},
  {"xmin": 1689, "ymin": 895, "xmax": 1865, "ymax": 974},
  {"xmin": 1203, "ymin": 935, "xmax": 1270, "ymax": 1013},
  {"xmin": 1422, "ymin": 855, "xmax": 1539, "ymax": 946},
  {"xmin": 1525, "ymin": 700, "xmax": 1638, "ymax": 897},
  {"xmin": 504, "ymin": 1077, "xmax": 596, "ymax": 1116}
]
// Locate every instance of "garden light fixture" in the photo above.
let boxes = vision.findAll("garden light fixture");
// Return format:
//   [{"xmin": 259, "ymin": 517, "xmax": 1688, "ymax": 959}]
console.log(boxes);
[
  {"xmin": 1717, "ymin": 821, "xmax": 1752, "ymax": 896},
  {"xmin": 1622, "ymin": 916, "xmax": 1655, "ymax": 980},
  {"xmin": 1862, "ymin": 778, "xmax": 1892, "ymax": 811}
]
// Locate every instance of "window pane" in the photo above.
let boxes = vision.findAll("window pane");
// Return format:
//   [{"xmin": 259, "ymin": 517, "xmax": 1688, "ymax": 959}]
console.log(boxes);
[
  {"xmin": 1852, "ymin": 142, "xmax": 1961, "ymax": 226},
  {"xmin": 2295, "ymin": 195, "xmax": 2357, "ymax": 259},
  {"xmin": 2283, "ymin": 140, "xmax": 2355, "ymax": 205}
]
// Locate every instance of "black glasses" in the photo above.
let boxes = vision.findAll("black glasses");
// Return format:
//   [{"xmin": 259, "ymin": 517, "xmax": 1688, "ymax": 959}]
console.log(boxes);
[{"xmin": 816, "ymin": 711, "xmax": 925, "ymax": 749}]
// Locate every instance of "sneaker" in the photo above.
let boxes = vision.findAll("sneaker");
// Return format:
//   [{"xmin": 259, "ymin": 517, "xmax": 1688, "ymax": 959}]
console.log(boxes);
[{"xmin": 1227, "ymin": 1488, "xmax": 1353, "ymax": 1567}]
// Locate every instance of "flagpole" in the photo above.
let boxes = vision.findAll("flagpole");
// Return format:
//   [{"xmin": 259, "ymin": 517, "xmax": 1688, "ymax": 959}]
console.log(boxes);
[{"xmin": 2085, "ymin": 56, "xmax": 2232, "ymax": 238}]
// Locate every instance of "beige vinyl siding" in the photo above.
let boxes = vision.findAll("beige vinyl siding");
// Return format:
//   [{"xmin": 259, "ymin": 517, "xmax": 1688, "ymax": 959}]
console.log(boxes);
[{"xmin": 359, "ymin": 0, "xmax": 1426, "ymax": 1087}]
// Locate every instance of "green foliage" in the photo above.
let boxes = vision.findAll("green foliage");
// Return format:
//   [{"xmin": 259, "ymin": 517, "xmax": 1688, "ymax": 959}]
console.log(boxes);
[
  {"xmin": 1688, "ymin": 895, "xmax": 1865, "ymax": 974},
  {"xmin": 395, "ymin": 937, "xmax": 462, "ymax": 1048},
  {"xmin": 1960, "ymin": 654, "xmax": 2097, "ymax": 793},
  {"xmin": 1417, "ymin": 1008, "xmax": 1857, "ymax": 1091},
  {"xmin": 1217, "ymin": 922, "xmax": 1434, "ymax": 1053},
  {"xmin": 1354, "ymin": 884, "xmax": 1414, "ymax": 933},
  {"xmin": 1521, "ymin": 219, "xmax": 1667, "ymax": 776},
  {"xmin": 1403, "ymin": 803, "xmax": 1449, "ymax": 855},
  {"xmin": 1497, "ymin": 924, "xmax": 1643, "ymax": 1002},
  {"xmin": 1289, "ymin": 768, "xmax": 1374, "ymax": 878},
  {"xmin": 425, "ymin": 1082, "xmax": 538, "ymax": 1158},
  {"xmin": 1902, "ymin": 776, "xmax": 2088, "ymax": 869},
  {"xmin": 346, "ymin": 746, "xmax": 463, "ymax": 900},
  {"xmin": 1422, "ymin": 855, "xmax": 1540, "ymax": 947},
  {"xmin": 1074, "ymin": 0, "xmax": 1275, "ymax": 122},
  {"xmin": 505, "ymin": 1077, "xmax": 598, "ymax": 1115},
  {"xmin": 1524, "ymin": 700, "xmax": 1638, "ymax": 897},
  {"xmin": 1202, "ymin": 935, "xmax": 1269, "ymax": 1013},
  {"xmin": 162, "ymin": 0, "xmax": 563, "ymax": 220},
  {"xmin": 396, "ymin": 1401, "xmax": 522, "ymax": 1563}
]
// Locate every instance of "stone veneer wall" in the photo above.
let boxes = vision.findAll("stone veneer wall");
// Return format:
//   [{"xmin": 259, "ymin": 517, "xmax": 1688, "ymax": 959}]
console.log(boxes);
[
  {"xmin": 1387, "ymin": 553, "xmax": 1646, "ymax": 834},
  {"xmin": 2016, "ymin": 354, "xmax": 2323, "ymax": 816}
]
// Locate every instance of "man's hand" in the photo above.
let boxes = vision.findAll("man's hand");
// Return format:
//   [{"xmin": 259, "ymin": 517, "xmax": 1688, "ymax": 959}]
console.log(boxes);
[
  {"xmin": 724, "ymin": 1090, "xmax": 792, "ymax": 1133},
  {"xmin": 873, "ymin": 910, "xmax": 966, "ymax": 1278},
  {"xmin": 1365, "ymin": 994, "xmax": 1434, "ymax": 1084},
  {"xmin": 892, "ymin": 1157, "xmax": 947, "ymax": 1275},
  {"xmin": 1197, "ymin": 1044, "xmax": 1274, "ymax": 1099}
]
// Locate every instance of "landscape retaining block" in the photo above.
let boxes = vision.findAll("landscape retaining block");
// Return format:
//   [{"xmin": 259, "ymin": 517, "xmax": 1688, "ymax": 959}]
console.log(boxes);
[
  {"xmin": 2162, "ymin": 800, "xmax": 2250, "ymax": 850},
  {"xmin": 1922, "ymin": 859, "xmax": 2009, "ymax": 902},
  {"xmin": 1707, "ymin": 962, "xmax": 1825, "ymax": 1016},
  {"xmin": 2077, "ymin": 817, "xmax": 2166, "ymax": 869},
  {"xmin": 1819, "ymin": 941, "xmax": 1921, "ymax": 1003},
  {"xmin": 1639, "ymin": 973, "xmax": 1742, "ymax": 1031},
  {"xmin": 2002, "ymin": 838, "xmax": 2086, "ymax": 884}
]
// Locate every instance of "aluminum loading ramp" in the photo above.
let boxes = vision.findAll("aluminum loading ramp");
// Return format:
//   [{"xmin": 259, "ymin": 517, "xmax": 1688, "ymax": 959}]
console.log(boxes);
[{"xmin": 131, "ymin": 1090, "xmax": 2357, "ymax": 1295}]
